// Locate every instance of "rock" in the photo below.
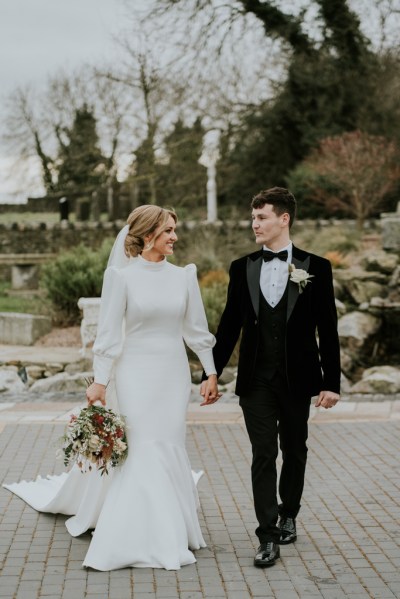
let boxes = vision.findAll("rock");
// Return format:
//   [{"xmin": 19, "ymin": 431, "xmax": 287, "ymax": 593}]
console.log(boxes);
[
  {"xmin": 340, "ymin": 350, "xmax": 354, "ymax": 377},
  {"xmin": 64, "ymin": 358, "xmax": 93, "ymax": 375},
  {"xmin": 350, "ymin": 365, "xmax": 400, "ymax": 394},
  {"xmin": 340, "ymin": 372, "xmax": 352, "ymax": 393},
  {"xmin": 219, "ymin": 367, "xmax": 236, "ymax": 385},
  {"xmin": 0, "ymin": 368, "xmax": 26, "ymax": 393},
  {"xmin": 1, "ymin": 365, "xmax": 18, "ymax": 373},
  {"xmin": 30, "ymin": 372, "xmax": 92, "ymax": 394},
  {"xmin": 4, "ymin": 361, "xmax": 20, "ymax": 367},
  {"xmin": 26, "ymin": 365, "xmax": 45, "ymax": 379},
  {"xmin": 362, "ymin": 251, "xmax": 398, "ymax": 275},
  {"xmin": 389, "ymin": 265, "xmax": 400, "ymax": 289},
  {"xmin": 191, "ymin": 370, "xmax": 204, "ymax": 384},
  {"xmin": 334, "ymin": 268, "xmax": 387, "ymax": 286},
  {"xmin": 43, "ymin": 363, "xmax": 64, "ymax": 377},
  {"xmin": 346, "ymin": 279, "xmax": 384, "ymax": 305},
  {"xmin": 26, "ymin": 365, "xmax": 45, "ymax": 387},
  {"xmin": 338, "ymin": 311, "xmax": 381, "ymax": 351},
  {"xmin": 332, "ymin": 278, "xmax": 344, "ymax": 300},
  {"xmin": 335, "ymin": 299, "xmax": 346, "ymax": 316}
]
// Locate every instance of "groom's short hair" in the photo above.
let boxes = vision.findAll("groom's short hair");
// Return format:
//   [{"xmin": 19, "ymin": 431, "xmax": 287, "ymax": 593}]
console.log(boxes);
[{"xmin": 251, "ymin": 187, "xmax": 297, "ymax": 228}]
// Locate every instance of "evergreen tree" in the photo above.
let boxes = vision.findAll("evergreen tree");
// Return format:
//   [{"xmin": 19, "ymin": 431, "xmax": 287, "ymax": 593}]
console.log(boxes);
[
  {"xmin": 56, "ymin": 105, "xmax": 106, "ymax": 193},
  {"xmin": 133, "ymin": 135, "xmax": 157, "ymax": 204},
  {"xmin": 156, "ymin": 118, "xmax": 207, "ymax": 211}
]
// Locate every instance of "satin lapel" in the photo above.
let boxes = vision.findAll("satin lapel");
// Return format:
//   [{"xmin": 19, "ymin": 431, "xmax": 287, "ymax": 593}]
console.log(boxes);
[
  {"xmin": 247, "ymin": 255, "xmax": 262, "ymax": 317},
  {"xmin": 287, "ymin": 254, "xmax": 310, "ymax": 322}
]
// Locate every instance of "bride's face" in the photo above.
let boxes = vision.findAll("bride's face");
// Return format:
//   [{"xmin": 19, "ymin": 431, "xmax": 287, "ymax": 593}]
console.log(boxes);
[{"xmin": 145, "ymin": 215, "xmax": 178, "ymax": 260}]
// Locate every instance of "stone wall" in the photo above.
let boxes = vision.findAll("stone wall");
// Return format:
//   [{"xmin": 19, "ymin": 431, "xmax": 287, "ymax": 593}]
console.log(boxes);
[
  {"xmin": 0, "ymin": 220, "xmax": 124, "ymax": 255},
  {"xmin": 0, "ymin": 217, "xmax": 382, "ymax": 282},
  {"xmin": 0, "ymin": 217, "xmax": 379, "ymax": 254}
]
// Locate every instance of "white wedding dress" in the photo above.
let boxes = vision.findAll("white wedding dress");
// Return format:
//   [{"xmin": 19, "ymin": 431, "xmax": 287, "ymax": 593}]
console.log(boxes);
[{"xmin": 4, "ymin": 255, "xmax": 217, "ymax": 571}]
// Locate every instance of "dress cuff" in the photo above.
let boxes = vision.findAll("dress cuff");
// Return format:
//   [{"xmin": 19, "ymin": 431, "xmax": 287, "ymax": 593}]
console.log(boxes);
[
  {"xmin": 197, "ymin": 349, "xmax": 217, "ymax": 377},
  {"xmin": 93, "ymin": 354, "xmax": 114, "ymax": 387}
]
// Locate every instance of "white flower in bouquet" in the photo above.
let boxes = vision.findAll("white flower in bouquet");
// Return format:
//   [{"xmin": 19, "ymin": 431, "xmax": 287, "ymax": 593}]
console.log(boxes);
[
  {"xmin": 88, "ymin": 434, "xmax": 101, "ymax": 451},
  {"xmin": 115, "ymin": 439, "xmax": 127, "ymax": 452}
]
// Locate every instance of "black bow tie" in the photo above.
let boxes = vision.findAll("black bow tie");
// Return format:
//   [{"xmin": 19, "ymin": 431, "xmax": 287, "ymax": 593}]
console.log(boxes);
[{"xmin": 262, "ymin": 249, "xmax": 288, "ymax": 262}]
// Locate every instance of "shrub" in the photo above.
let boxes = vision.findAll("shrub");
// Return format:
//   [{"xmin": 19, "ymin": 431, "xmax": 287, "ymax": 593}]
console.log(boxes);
[
  {"xmin": 200, "ymin": 285, "xmax": 227, "ymax": 336},
  {"xmin": 323, "ymin": 251, "xmax": 349, "ymax": 269},
  {"xmin": 199, "ymin": 272, "xmax": 240, "ymax": 368},
  {"xmin": 199, "ymin": 272, "xmax": 228, "ymax": 335},
  {"xmin": 293, "ymin": 225, "xmax": 361, "ymax": 255},
  {"xmin": 200, "ymin": 269, "xmax": 229, "ymax": 288},
  {"xmin": 41, "ymin": 240, "xmax": 113, "ymax": 324}
]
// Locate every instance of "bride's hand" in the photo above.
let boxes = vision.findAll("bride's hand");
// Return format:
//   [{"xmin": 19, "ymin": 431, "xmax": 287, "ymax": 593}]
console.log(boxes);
[
  {"xmin": 200, "ymin": 375, "xmax": 222, "ymax": 406},
  {"xmin": 86, "ymin": 382, "xmax": 106, "ymax": 406}
]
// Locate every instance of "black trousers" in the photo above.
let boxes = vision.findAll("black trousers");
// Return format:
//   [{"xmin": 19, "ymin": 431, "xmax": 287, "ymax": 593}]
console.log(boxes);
[{"xmin": 240, "ymin": 370, "xmax": 310, "ymax": 543}]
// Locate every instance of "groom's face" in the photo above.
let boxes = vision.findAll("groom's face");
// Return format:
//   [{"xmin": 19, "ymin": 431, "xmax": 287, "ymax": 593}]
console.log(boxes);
[{"xmin": 252, "ymin": 203, "xmax": 289, "ymax": 248}]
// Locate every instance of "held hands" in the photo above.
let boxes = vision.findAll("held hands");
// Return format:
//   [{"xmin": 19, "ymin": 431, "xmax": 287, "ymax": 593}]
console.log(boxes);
[
  {"xmin": 315, "ymin": 390, "xmax": 340, "ymax": 409},
  {"xmin": 200, "ymin": 374, "xmax": 223, "ymax": 407},
  {"xmin": 86, "ymin": 382, "xmax": 107, "ymax": 406}
]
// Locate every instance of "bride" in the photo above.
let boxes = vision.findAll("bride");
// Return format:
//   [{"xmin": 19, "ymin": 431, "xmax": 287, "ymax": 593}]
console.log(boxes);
[{"xmin": 4, "ymin": 205, "xmax": 221, "ymax": 571}]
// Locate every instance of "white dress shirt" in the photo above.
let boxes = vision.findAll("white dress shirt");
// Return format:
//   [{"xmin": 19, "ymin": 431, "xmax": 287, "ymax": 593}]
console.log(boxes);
[{"xmin": 260, "ymin": 242, "xmax": 292, "ymax": 307}]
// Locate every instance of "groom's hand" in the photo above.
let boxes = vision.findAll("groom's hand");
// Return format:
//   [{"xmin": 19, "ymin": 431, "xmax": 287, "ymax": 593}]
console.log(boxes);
[{"xmin": 315, "ymin": 390, "xmax": 340, "ymax": 409}]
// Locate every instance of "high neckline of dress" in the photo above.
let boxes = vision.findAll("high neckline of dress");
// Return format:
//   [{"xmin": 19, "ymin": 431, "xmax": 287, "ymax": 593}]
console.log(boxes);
[{"xmin": 137, "ymin": 254, "xmax": 167, "ymax": 270}]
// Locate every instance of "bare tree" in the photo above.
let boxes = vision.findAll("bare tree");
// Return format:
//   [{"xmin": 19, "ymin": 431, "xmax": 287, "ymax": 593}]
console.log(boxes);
[
  {"xmin": 2, "ymin": 69, "xmax": 131, "ymax": 199},
  {"xmin": 3, "ymin": 86, "xmax": 58, "ymax": 194},
  {"xmin": 95, "ymin": 25, "xmax": 190, "ymax": 204},
  {"xmin": 301, "ymin": 130, "xmax": 400, "ymax": 228}
]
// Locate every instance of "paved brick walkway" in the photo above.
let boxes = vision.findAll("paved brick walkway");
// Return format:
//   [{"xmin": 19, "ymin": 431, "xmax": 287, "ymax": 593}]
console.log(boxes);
[{"xmin": 0, "ymin": 401, "xmax": 399, "ymax": 599}]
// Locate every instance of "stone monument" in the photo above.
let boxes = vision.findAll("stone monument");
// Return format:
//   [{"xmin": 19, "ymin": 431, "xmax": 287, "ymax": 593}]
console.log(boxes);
[{"xmin": 381, "ymin": 201, "xmax": 400, "ymax": 253}]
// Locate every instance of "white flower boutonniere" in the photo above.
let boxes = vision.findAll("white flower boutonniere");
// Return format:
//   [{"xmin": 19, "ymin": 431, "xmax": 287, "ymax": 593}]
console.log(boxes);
[{"xmin": 288, "ymin": 264, "xmax": 314, "ymax": 294}]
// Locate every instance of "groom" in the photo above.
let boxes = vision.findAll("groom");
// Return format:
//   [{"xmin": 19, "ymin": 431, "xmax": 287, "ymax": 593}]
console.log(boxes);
[{"xmin": 201, "ymin": 187, "xmax": 340, "ymax": 567}]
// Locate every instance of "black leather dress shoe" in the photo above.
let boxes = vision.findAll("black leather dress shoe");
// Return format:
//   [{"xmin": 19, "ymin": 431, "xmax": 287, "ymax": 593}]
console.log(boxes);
[
  {"xmin": 278, "ymin": 516, "xmax": 297, "ymax": 544},
  {"xmin": 254, "ymin": 542, "xmax": 280, "ymax": 567}
]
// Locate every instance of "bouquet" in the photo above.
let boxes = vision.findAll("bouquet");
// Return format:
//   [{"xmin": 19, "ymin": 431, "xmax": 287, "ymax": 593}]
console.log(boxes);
[{"xmin": 61, "ymin": 404, "xmax": 128, "ymax": 476}]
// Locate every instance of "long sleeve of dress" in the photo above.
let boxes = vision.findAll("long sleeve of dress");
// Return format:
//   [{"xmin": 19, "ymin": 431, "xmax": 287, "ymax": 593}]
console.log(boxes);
[
  {"xmin": 183, "ymin": 264, "xmax": 217, "ymax": 376},
  {"xmin": 92, "ymin": 266, "xmax": 127, "ymax": 386}
]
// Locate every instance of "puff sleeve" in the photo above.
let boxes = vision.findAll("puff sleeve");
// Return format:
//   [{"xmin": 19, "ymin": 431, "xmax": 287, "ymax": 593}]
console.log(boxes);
[
  {"xmin": 92, "ymin": 266, "xmax": 127, "ymax": 386},
  {"xmin": 182, "ymin": 264, "xmax": 217, "ymax": 376}
]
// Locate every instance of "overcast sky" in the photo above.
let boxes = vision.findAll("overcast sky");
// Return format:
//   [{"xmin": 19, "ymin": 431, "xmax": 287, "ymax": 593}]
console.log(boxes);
[
  {"xmin": 0, "ymin": 0, "xmax": 128, "ymax": 98},
  {"xmin": 0, "ymin": 0, "xmax": 132, "ymax": 201}
]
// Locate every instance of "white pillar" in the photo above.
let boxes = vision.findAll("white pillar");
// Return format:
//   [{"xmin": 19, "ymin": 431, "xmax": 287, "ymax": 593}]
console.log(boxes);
[
  {"xmin": 206, "ymin": 163, "xmax": 218, "ymax": 222},
  {"xmin": 199, "ymin": 129, "xmax": 220, "ymax": 223}
]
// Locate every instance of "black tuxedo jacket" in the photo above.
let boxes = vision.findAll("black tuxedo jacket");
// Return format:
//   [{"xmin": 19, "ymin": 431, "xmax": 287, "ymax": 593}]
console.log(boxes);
[{"xmin": 212, "ymin": 246, "xmax": 341, "ymax": 398}]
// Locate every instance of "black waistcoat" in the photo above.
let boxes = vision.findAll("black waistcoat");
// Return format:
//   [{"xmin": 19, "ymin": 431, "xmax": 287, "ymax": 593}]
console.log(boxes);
[{"xmin": 256, "ymin": 284, "xmax": 288, "ymax": 379}]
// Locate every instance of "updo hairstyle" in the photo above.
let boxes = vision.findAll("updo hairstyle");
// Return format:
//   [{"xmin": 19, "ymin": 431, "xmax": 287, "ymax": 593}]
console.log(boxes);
[{"xmin": 124, "ymin": 205, "xmax": 177, "ymax": 257}]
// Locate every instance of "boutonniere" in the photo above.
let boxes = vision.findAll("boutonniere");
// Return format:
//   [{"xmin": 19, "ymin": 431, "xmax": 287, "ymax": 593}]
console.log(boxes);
[{"xmin": 288, "ymin": 264, "xmax": 314, "ymax": 294}]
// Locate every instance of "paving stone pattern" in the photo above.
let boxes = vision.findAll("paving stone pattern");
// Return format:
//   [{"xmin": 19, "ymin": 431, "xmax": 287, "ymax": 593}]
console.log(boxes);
[{"xmin": 0, "ymin": 420, "xmax": 399, "ymax": 599}]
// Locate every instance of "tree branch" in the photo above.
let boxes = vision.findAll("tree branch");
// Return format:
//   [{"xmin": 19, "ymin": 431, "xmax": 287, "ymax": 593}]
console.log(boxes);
[{"xmin": 238, "ymin": 0, "xmax": 313, "ymax": 54}]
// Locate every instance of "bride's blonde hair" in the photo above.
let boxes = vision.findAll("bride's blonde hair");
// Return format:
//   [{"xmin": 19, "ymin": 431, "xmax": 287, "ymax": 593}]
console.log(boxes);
[{"xmin": 124, "ymin": 205, "xmax": 177, "ymax": 257}]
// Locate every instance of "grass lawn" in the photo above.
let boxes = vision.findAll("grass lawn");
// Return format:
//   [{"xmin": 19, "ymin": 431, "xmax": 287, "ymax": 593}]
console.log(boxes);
[{"xmin": 0, "ymin": 282, "xmax": 51, "ymax": 315}]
